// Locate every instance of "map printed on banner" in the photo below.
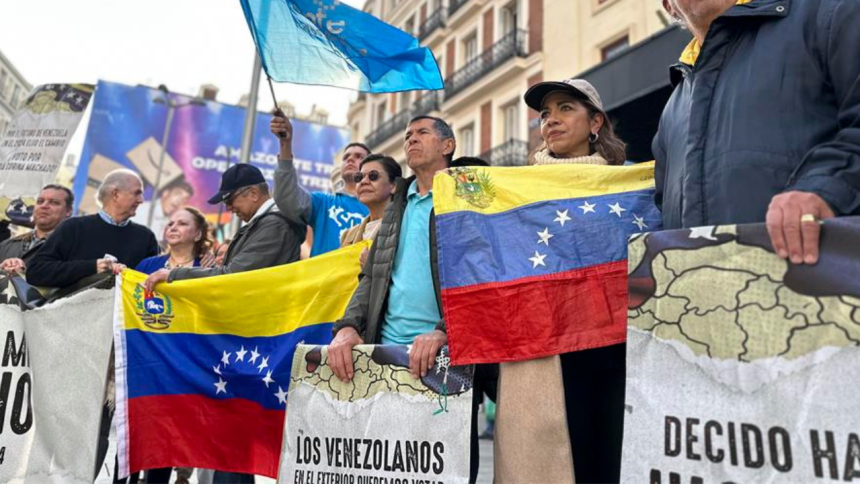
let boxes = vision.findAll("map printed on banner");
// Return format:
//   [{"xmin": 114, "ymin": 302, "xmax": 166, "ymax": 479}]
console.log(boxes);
[
  {"xmin": 281, "ymin": 345, "xmax": 473, "ymax": 484},
  {"xmin": 0, "ymin": 84, "xmax": 93, "ymax": 222},
  {"xmin": 622, "ymin": 217, "xmax": 860, "ymax": 483}
]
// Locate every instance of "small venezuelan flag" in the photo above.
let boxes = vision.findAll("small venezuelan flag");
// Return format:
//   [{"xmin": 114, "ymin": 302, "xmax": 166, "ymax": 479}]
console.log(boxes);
[
  {"xmin": 433, "ymin": 163, "xmax": 661, "ymax": 365},
  {"xmin": 113, "ymin": 243, "xmax": 367, "ymax": 478}
]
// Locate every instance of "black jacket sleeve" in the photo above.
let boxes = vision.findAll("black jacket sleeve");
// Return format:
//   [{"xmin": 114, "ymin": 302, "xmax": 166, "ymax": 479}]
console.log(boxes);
[{"xmin": 788, "ymin": 0, "xmax": 860, "ymax": 215}]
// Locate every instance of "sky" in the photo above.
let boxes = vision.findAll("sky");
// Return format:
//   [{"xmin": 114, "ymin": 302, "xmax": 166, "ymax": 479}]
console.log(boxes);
[{"xmin": 0, "ymin": 0, "xmax": 366, "ymax": 126}]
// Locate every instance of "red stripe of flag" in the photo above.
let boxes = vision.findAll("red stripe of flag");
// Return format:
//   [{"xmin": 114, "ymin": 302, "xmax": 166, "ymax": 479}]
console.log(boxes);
[
  {"xmin": 442, "ymin": 260, "xmax": 627, "ymax": 365},
  {"xmin": 127, "ymin": 394, "xmax": 284, "ymax": 477}
]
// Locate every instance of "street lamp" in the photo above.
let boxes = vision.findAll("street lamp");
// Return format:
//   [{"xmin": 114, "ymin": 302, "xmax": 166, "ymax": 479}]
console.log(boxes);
[{"xmin": 147, "ymin": 85, "xmax": 206, "ymax": 229}]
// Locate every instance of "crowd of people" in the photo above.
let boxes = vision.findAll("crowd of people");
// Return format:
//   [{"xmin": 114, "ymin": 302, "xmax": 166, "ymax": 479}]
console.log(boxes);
[{"xmin": 1, "ymin": 1, "xmax": 859, "ymax": 482}]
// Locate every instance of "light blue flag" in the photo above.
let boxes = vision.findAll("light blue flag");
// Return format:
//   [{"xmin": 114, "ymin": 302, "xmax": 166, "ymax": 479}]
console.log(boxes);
[{"xmin": 240, "ymin": 0, "xmax": 444, "ymax": 93}]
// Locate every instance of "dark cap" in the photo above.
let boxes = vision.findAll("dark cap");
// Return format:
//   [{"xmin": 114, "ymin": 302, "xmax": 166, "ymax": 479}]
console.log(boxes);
[
  {"xmin": 207, "ymin": 164, "xmax": 266, "ymax": 204},
  {"xmin": 524, "ymin": 78, "xmax": 604, "ymax": 113}
]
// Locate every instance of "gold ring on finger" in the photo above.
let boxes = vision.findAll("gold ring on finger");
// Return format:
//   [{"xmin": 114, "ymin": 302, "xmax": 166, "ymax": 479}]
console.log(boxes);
[{"xmin": 800, "ymin": 213, "xmax": 817, "ymax": 223}]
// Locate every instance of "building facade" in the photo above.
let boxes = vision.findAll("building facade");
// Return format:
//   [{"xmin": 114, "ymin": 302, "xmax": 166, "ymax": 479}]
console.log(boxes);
[
  {"xmin": 0, "ymin": 48, "xmax": 32, "ymax": 138},
  {"xmin": 346, "ymin": 0, "xmax": 686, "ymax": 170}
]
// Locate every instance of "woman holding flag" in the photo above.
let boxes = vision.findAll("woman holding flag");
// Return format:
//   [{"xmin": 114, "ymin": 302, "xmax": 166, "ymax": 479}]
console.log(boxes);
[{"xmin": 493, "ymin": 78, "xmax": 628, "ymax": 484}]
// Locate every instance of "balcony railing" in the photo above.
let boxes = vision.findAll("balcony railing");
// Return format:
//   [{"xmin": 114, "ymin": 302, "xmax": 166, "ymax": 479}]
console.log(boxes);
[
  {"xmin": 412, "ymin": 92, "xmax": 440, "ymax": 117},
  {"xmin": 365, "ymin": 92, "xmax": 444, "ymax": 148},
  {"xmin": 418, "ymin": 8, "xmax": 446, "ymax": 41},
  {"xmin": 447, "ymin": 0, "xmax": 471, "ymax": 17},
  {"xmin": 479, "ymin": 139, "xmax": 529, "ymax": 167},
  {"xmin": 444, "ymin": 29, "xmax": 528, "ymax": 100},
  {"xmin": 366, "ymin": 109, "xmax": 412, "ymax": 148}
]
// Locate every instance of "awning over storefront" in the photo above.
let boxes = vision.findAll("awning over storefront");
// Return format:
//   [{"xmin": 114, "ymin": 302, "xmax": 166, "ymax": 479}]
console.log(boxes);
[{"xmin": 580, "ymin": 25, "xmax": 692, "ymax": 162}]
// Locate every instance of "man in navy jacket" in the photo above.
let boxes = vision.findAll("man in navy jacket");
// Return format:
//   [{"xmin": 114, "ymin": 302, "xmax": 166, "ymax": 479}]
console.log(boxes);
[{"xmin": 654, "ymin": 0, "xmax": 860, "ymax": 264}]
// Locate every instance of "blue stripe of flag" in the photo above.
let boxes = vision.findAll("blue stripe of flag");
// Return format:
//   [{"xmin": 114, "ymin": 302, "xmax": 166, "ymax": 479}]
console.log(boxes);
[
  {"xmin": 125, "ymin": 324, "xmax": 333, "ymax": 410},
  {"xmin": 436, "ymin": 189, "xmax": 660, "ymax": 290}
]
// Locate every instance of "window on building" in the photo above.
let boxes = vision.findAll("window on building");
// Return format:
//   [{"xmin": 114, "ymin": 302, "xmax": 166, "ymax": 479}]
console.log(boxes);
[
  {"xmin": 459, "ymin": 125, "xmax": 475, "ymax": 157},
  {"xmin": 601, "ymin": 35, "xmax": 630, "ymax": 61},
  {"xmin": 399, "ymin": 91, "xmax": 411, "ymax": 112},
  {"xmin": 10, "ymin": 86, "xmax": 21, "ymax": 108},
  {"xmin": 463, "ymin": 33, "xmax": 479, "ymax": 64},
  {"xmin": 503, "ymin": 103, "xmax": 520, "ymax": 141},
  {"xmin": 501, "ymin": 1, "xmax": 518, "ymax": 35},
  {"xmin": 375, "ymin": 101, "xmax": 388, "ymax": 128},
  {"xmin": 0, "ymin": 119, "xmax": 7, "ymax": 137},
  {"xmin": 0, "ymin": 70, "xmax": 7, "ymax": 99},
  {"xmin": 405, "ymin": 17, "xmax": 415, "ymax": 35},
  {"xmin": 432, "ymin": 0, "xmax": 442, "ymax": 10}
]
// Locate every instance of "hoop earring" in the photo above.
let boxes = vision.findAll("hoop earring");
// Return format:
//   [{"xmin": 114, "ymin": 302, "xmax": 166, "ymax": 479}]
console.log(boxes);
[{"xmin": 589, "ymin": 132, "xmax": 599, "ymax": 144}]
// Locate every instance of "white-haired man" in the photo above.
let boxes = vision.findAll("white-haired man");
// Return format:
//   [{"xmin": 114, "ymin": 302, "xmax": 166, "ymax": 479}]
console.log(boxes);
[{"xmin": 27, "ymin": 169, "xmax": 158, "ymax": 288}]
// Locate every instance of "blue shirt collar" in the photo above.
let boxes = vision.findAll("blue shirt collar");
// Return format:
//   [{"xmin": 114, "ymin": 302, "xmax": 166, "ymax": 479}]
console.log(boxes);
[
  {"xmin": 98, "ymin": 210, "xmax": 131, "ymax": 227},
  {"xmin": 407, "ymin": 180, "xmax": 432, "ymax": 200}
]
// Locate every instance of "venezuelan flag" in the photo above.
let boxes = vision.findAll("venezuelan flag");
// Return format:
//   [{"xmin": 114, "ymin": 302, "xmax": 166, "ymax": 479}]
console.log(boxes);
[
  {"xmin": 434, "ymin": 163, "xmax": 661, "ymax": 365},
  {"xmin": 113, "ymin": 243, "xmax": 367, "ymax": 478}
]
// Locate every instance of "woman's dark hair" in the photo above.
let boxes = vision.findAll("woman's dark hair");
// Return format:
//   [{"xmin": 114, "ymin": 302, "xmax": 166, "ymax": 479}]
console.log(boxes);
[
  {"xmin": 583, "ymin": 102, "xmax": 626, "ymax": 165},
  {"xmin": 360, "ymin": 154, "xmax": 402, "ymax": 182},
  {"xmin": 174, "ymin": 206, "xmax": 214, "ymax": 259},
  {"xmin": 530, "ymin": 98, "xmax": 627, "ymax": 166}
]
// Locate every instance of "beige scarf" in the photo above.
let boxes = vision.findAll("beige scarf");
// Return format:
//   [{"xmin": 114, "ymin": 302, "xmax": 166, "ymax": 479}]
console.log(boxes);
[
  {"xmin": 495, "ymin": 149, "xmax": 607, "ymax": 484},
  {"xmin": 531, "ymin": 148, "xmax": 608, "ymax": 166}
]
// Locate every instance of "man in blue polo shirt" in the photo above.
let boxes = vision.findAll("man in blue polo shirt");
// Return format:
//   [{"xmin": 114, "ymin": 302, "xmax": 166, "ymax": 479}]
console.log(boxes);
[
  {"xmin": 271, "ymin": 115, "xmax": 369, "ymax": 256},
  {"xmin": 327, "ymin": 115, "xmax": 455, "ymax": 376}
]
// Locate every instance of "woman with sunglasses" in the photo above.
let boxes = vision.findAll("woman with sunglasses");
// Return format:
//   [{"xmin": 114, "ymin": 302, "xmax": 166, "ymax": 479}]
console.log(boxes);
[{"xmin": 340, "ymin": 154, "xmax": 402, "ymax": 262}]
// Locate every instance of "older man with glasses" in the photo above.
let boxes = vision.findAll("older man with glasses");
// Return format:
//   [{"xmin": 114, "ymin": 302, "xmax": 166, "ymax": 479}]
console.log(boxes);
[{"xmin": 143, "ymin": 163, "xmax": 305, "ymax": 292}]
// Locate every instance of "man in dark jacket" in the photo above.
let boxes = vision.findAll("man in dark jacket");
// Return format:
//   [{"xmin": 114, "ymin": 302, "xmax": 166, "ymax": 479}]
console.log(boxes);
[
  {"xmin": 654, "ymin": 0, "xmax": 860, "ymax": 265},
  {"xmin": 0, "ymin": 185, "xmax": 73, "ymax": 274},
  {"xmin": 143, "ymin": 163, "xmax": 305, "ymax": 288},
  {"xmin": 328, "ymin": 115, "xmax": 455, "ymax": 380}
]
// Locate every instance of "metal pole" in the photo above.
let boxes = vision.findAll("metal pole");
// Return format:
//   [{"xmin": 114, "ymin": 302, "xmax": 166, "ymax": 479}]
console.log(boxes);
[
  {"xmin": 230, "ymin": 52, "xmax": 263, "ymax": 236},
  {"xmin": 147, "ymin": 99, "xmax": 175, "ymax": 229},
  {"xmin": 239, "ymin": 53, "xmax": 263, "ymax": 165}
]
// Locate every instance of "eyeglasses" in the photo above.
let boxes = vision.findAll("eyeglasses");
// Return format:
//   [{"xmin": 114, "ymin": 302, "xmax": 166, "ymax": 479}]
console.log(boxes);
[
  {"xmin": 353, "ymin": 170, "xmax": 382, "ymax": 184},
  {"xmin": 225, "ymin": 186, "xmax": 252, "ymax": 205}
]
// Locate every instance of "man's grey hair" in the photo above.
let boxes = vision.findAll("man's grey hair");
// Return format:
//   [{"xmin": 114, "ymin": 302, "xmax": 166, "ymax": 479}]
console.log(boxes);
[
  {"xmin": 252, "ymin": 181, "xmax": 270, "ymax": 197},
  {"xmin": 96, "ymin": 169, "xmax": 142, "ymax": 207}
]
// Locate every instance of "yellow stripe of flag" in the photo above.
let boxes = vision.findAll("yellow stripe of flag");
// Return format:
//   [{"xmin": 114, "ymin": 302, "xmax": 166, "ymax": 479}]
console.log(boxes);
[
  {"xmin": 433, "ymin": 162, "xmax": 656, "ymax": 216},
  {"xmin": 119, "ymin": 241, "xmax": 368, "ymax": 337}
]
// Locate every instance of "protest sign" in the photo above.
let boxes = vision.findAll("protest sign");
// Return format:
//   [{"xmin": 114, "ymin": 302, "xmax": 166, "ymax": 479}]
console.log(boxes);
[
  {"xmin": 0, "ymin": 289, "xmax": 113, "ymax": 483},
  {"xmin": 0, "ymin": 84, "xmax": 93, "ymax": 222},
  {"xmin": 282, "ymin": 345, "xmax": 473, "ymax": 484},
  {"xmin": 75, "ymin": 80, "xmax": 349, "ymax": 233},
  {"xmin": 623, "ymin": 218, "xmax": 860, "ymax": 483}
]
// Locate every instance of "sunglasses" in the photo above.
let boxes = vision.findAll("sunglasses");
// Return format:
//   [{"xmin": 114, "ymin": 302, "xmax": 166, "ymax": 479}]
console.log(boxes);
[{"xmin": 353, "ymin": 170, "xmax": 383, "ymax": 184}]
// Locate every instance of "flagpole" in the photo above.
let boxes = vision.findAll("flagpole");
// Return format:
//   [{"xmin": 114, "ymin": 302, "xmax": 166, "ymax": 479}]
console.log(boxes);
[{"xmin": 229, "ymin": 51, "xmax": 263, "ymax": 237}]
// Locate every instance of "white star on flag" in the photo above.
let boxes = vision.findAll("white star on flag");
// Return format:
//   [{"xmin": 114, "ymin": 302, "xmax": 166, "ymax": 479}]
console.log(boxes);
[
  {"xmin": 213, "ymin": 365, "xmax": 221, "ymax": 375},
  {"xmin": 235, "ymin": 346, "xmax": 248, "ymax": 362},
  {"xmin": 262, "ymin": 370, "xmax": 275, "ymax": 388},
  {"xmin": 632, "ymin": 214, "xmax": 648, "ymax": 231},
  {"xmin": 537, "ymin": 228, "xmax": 553, "ymax": 245},
  {"xmin": 257, "ymin": 356, "xmax": 269, "ymax": 373},
  {"xmin": 608, "ymin": 202, "xmax": 626, "ymax": 217},
  {"xmin": 689, "ymin": 226, "xmax": 717, "ymax": 240},
  {"xmin": 578, "ymin": 201, "xmax": 596, "ymax": 214},
  {"xmin": 249, "ymin": 347, "xmax": 260, "ymax": 364},
  {"xmin": 554, "ymin": 209, "xmax": 571, "ymax": 227},
  {"xmin": 214, "ymin": 377, "xmax": 227, "ymax": 395},
  {"xmin": 529, "ymin": 251, "xmax": 547, "ymax": 268},
  {"xmin": 221, "ymin": 351, "xmax": 231, "ymax": 366},
  {"xmin": 275, "ymin": 386, "xmax": 288, "ymax": 405}
]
